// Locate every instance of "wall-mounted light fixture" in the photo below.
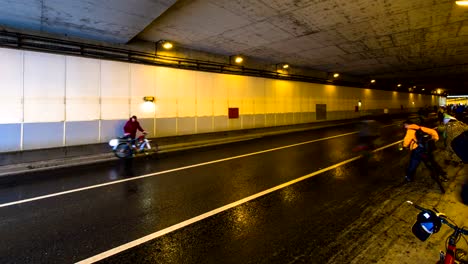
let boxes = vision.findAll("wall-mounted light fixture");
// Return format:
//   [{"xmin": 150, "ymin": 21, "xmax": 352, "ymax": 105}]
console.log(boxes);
[
  {"xmin": 276, "ymin": 63, "xmax": 290, "ymax": 73},
  {"xmin": 155, "ymin": 40, "xmax": 173, "ymax": 55},
  {"xmin": 143, "ymin": 96, "xmax": 155, "ymax": 102},
  {"xmin": 370, "ymin": 79, "xmax": 376, "ymax": 83},
  {"xmin": 355, "ymin": 99, "xmax": 362, "ymax": 112},
  {"xmin": 327, "ymin": 72, "xmax": 340, "ymax": 83},
  {"xmin": 455, "ymin": 1, "xmax": 468, "ymax": 6},
  {"xmin": 397, "ymin": 84, "xmax": 402, "ymax": 87},
  {"xmin": 230, "ymin": 55, "xmax": 244, "ymax": 64}
]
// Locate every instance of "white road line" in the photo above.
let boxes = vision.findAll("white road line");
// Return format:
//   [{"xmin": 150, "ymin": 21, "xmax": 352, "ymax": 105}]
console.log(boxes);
[
  {"xmin": 0, "ymin": 131, "xmax": 357, "ymax": 208},
  {"xmin": 373, "ymin": 140, "xmax": 402, "ymax": 152},
  {"xmin": 76, "ymin": 140, "xmax": 402, "ymax": 264}
]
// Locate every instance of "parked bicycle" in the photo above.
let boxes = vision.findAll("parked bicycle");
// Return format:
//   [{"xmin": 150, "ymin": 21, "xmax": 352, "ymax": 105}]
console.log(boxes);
[{"xmin": 407, "ymin": 201, "xmax": 468, "ymax": 263}]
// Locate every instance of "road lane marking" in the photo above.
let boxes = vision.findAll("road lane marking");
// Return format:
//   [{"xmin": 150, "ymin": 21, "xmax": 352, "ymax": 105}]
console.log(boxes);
[
  {"xmin": 0, "ymin": 131, "xmax": 358, "ymax": 208},
  {"xmin": 76, "ymin": 140, "xmax": 402, "ymax": 263}
]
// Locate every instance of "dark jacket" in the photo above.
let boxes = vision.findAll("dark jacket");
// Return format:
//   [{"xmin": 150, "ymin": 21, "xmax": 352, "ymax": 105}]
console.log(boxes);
[{"xmin": 124, "ymin": 118, "xmax": 144, "ymax": 139}]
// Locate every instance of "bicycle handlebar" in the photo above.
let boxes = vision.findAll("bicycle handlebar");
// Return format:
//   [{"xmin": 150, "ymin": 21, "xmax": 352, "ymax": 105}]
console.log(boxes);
[
  {"xmin": 407, "ymin": 201, "xmax": 468, "ymax": 235},
  {"xmin": 407, "ymin": 201, "xmax": 426, "ymax": 211}
]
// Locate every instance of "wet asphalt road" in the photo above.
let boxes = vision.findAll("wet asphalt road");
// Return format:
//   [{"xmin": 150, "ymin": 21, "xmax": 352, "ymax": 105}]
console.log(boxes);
[{"xmin": 0, "ymin": 122, "xmax": 407, "ymax": 263}]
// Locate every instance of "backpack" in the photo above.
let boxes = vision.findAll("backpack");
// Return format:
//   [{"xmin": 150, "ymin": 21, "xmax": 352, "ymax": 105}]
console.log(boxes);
[{"xmin": 412, "ymin": 128, "xmax": 432, "ymax": 151}]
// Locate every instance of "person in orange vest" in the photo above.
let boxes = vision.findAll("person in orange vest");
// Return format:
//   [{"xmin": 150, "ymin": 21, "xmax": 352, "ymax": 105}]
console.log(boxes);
[{"xmin": 402, "ymin": 120, "xmax": 447, "ymax": 183}]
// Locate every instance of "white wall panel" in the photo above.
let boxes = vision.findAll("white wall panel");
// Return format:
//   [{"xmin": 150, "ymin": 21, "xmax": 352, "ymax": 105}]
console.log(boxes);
[
  {"xmin": 227, "ymin": 75, "xmax": 246, "ymax": 114},
  {"xmin": 0, "ymin": 48, "xmax": 23, "ymax": 124},
  {"xmin": 24, "ymin": 51, "xmax": 65, "ymax": 122},
  {"xmin": 301, "ymin": 83, "xmax": 313, "ymax": 112},
  {"xmin": 274, "ymin": 80, "xmax": 293, "ymax": 113},
  {"xmin": 212, "ymin": 74, "xmax": 228, "ymax": 116},
  {"xmin": 155, "ymin": 66, "xmax": 178, "ymax": 118},
  {"xmin": 291, "ymin": 82, "xmax": 301, "ymax": 113},
  {"xmin": 196, "ymin": 72, "xmax": 213, "ymax": 116},
  {"xmin": 130, "ymin": 64, "xmax": 155, "ymax": 118},
  {"xmin": 407, "ymin": 93, "xmax": 416, "ymax": 109},
  {"xmin": 242, "ymin": 76, "xmax": 260, "ymax": 114},
  {"xmin": 369, "ymin": 89, "xmax": 380, "ymax": 109},
  {"xmin": 247, "ymin": 77, "xmax": 264, "ymax": 114},
  {"xmin": 359, "ymin": 89, "xmax": 368, "ymax": 110},
  {"xmin": 66, "ymin": 56, "xmax": 100, "ymax": 121},
  {"xmin": 374, "ymin": 90, "xmax": 388, "ymax": 100},
  {"xmin": 101, "ymin": 61, "xmax": 129, "ymax": 120},
  {"xmin": 340, "ymin": 86, "xmax": 359, "ymax": 110},
  {"xmin": 391, "ymin": 96, "xmax": 401, "ymax": 108},
  {"xmin": 177, "ymin": 69, "xmax": 196, "ymax": 117},
  {"xmin": 338, "ymin": 86, "xmax": 355, "ymax": 110},
  {"xmin": 1, "ymin": 45, "xmax": 447, "ymax": 152},
  {"xmin": 310, "ymin": 83, "xmax": 325, "ymax": 104},
  {"xmin": 264, "ymin": 79, "xmax": 276, "ymax": 114}
]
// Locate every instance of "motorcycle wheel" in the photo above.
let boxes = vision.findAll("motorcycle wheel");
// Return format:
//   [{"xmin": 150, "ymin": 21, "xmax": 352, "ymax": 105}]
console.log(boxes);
[{"xmin": 114, "ymin": 143, "xmax": 132, "ymax": 159}]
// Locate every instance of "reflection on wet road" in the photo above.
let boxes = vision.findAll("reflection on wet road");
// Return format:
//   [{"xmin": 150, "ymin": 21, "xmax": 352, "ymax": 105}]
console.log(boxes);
[{"xmin": 0, "ymin": 122, "xmax": 407, "ymax": 263}]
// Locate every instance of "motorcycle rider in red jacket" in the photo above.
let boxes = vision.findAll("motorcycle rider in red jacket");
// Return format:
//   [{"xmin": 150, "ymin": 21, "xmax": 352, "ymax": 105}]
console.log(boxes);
[{"xmin": 124, "ymin": 116, "xmax": 146, "ymax": 147}]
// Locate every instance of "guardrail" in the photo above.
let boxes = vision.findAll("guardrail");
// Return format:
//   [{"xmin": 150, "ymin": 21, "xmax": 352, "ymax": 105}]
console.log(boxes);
[{"xmin": 0, "ymin": 30, "xmax": 367, "ymax": 87}]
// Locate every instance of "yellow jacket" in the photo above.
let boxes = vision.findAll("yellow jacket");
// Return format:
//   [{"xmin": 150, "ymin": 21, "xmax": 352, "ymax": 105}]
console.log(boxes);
[{"xmin": 403, "ymin": 124, "xmax": 439, "ymax": 150}]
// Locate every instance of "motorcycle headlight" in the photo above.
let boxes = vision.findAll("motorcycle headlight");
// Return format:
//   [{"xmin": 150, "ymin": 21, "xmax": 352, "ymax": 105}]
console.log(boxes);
[{"xmin": 109, "ymin": 139, "xmax": 119, "ymax": 147}]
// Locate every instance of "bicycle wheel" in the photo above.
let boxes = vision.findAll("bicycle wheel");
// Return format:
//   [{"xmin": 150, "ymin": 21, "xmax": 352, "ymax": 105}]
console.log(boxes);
[{"xmin": 114, "ymin": 143, "xmax": 132, "ymax": 159}]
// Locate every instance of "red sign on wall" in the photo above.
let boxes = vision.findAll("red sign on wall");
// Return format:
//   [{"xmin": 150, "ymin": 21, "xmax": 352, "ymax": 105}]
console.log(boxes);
[{"xmin": 228, "ymin": 108, "xmax": 239, "ymax": 119}]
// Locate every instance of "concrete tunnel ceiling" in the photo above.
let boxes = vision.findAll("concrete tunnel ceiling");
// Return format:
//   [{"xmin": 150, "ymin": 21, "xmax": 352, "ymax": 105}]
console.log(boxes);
[
  {"xmin": 0, "ymin": 0, "xmax": 467, "ymax": 94},
  {"xmin": 0, "ymin": 0, "xmax": 177, "ymax": 43}
]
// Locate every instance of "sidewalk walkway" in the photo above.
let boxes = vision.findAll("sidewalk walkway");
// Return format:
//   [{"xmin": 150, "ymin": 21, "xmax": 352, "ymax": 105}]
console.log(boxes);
[{"xmin": 328, "ymin": 148, "xmax": 468, "ymax": 263}]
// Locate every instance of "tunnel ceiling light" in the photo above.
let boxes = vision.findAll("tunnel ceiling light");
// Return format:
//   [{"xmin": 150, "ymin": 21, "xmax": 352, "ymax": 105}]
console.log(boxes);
[
  {"xmin": 155, "ymin": 40, "xmax": 173, "ymax": 55},
  {"xmin": 276, "ymin": 63, "xmax": 290, "ymax": 71},
  {"xmin": 456, "ymin": 1, "xmax": 468, "ymax": 6},
  {"xmin": 162, "ymin": 41, "xmax": 173, "ymax": 49},
  {"xmin": 333, "ymin": 73, "xmax": 339, "ymax": 78},
  {"xmin": 229, "ymin": 55, "xmax": 244, "ymax": 64}
]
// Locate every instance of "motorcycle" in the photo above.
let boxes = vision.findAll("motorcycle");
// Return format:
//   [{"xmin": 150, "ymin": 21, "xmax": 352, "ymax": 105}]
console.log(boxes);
[{"xmin": 108, "ymin": 132, "xmax": 156, "ymax": 159}]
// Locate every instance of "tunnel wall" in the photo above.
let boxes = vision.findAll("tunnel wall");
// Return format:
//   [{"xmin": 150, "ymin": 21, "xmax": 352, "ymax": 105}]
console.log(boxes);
[{"xmin": 0, "ymin": 47, "xmax": 440, "ymax": 152}]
